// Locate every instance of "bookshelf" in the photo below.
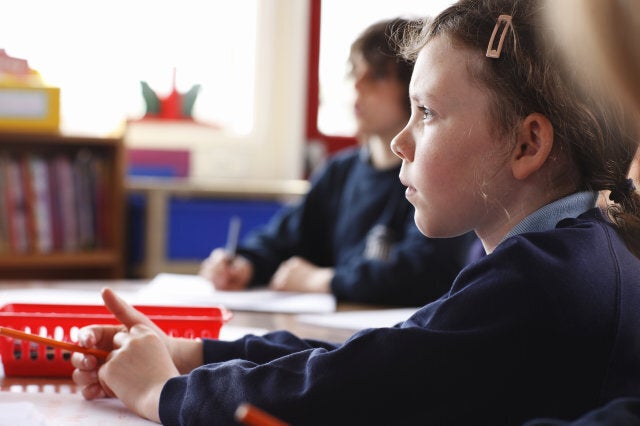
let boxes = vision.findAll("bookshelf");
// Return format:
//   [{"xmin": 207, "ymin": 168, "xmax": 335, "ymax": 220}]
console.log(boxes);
[{"xmin": 0, "ymin": 132, "xmax": 125, "ymax": 279}]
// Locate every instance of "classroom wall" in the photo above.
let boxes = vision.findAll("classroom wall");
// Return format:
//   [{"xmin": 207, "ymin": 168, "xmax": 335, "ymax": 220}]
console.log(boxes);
[{"xmin": 125, "ymin": 0, "xmax": 311, "ymax": 181}]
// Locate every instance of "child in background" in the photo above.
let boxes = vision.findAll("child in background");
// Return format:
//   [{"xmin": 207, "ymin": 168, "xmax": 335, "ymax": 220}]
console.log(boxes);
[
  {"xmin": 71, "ymin": 1, "xmax": 640, "ymax": 424},
  {"xmin": 199, "ymin": 17, "xmax": 476, "ymax": 307}
]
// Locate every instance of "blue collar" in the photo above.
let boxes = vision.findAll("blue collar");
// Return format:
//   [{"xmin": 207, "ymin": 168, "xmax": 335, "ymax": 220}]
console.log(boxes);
[{"xmin": 503, "ymin": 191, "xmax": 598, "ymax": 240}]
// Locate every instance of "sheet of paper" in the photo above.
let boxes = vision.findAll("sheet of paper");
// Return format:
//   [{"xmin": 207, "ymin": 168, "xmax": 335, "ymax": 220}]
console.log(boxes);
[
  {"xmin": 0, "ymin": 288, "xmax": 108, "ymax": 306},
  {"xmin": 0, "ymin": 392, "xmax": 155, "ymax": 425},
  {"xmin": 0, "ymin": 401, "xmax": 48, "ymax": 426},
  {"xmin": 296, "ymin": 307, "xmax": 419, "ymax": 331},
  {"xmin": 133, "ymin": 273, "xmax": 336, "ymax": 314},
  {"xmin": 219, "ymin": 325, "xmax": 268, "ymax": 340}
]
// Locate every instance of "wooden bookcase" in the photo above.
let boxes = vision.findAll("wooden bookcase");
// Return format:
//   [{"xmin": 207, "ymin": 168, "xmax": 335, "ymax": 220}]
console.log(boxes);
[{"xmin": 0, "ymin": 132, "xmax": 125, "ymax": 279}]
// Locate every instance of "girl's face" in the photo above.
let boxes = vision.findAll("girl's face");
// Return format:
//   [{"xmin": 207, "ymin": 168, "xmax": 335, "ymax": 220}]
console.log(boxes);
[
  {"xmin": 351, "ymin": 54, "xmax": 409, "ymax": 139},
  {"xmin": 391, "ymin": 36, "xmax": 513, "ymax": 243}
]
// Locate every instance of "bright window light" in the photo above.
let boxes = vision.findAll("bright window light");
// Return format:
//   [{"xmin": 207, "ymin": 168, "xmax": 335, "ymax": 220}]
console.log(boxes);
[
  {"xmin": 318, "ymin": 0, "xmax": 457, "ymax": 136},
  {"xmin": 0, "ymin": 0, "xmax": 258, "ymax": 135}
]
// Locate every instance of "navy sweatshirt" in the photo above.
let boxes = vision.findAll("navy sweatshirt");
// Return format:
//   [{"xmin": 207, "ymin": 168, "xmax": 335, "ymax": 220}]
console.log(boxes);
[
  {"xmin": 159, "ymin": 208, "xmax": 640, "ymax": 425},
  {"xmin": 237, "ymin": 147, "xmax": 476, "ymax": 306}
]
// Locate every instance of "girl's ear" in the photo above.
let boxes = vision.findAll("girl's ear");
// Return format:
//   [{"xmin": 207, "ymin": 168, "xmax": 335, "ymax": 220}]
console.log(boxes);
[{"xmin": 511, "ymin": 113, "xmax": 554, "ymax": 180}]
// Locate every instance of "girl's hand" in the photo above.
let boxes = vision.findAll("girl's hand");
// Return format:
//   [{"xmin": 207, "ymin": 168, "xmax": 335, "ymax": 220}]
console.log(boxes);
[
  {"xmin": 99, "ymin": 324, "xmax": 179, "ymax": 423},
  {"xmin": 199, "ymin": 248, "xmax": 253, "ymax": 290},
  {"xmin": 269, "ymin": 256, "xmax": 333, "ymax": 293},
  {"xmin": 71, "ymin": 323, "xmax": 123, "ymax": 400},
  {"xmin": 72, "ymin": 287, "xmax": 162, "ymax": 401},
  {"xmin": 71, "ymin": 288, "xmax": 203, "ymax": 421}
]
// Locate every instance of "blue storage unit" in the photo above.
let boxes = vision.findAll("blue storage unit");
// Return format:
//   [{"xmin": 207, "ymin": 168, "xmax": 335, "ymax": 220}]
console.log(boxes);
[
  {"xmin": 125, "ymin": 195, "xmax": 285, "ymax": 272},
  {"xmin": 167, "ymin": 197, "xmax": 283, "ymax": 259}
]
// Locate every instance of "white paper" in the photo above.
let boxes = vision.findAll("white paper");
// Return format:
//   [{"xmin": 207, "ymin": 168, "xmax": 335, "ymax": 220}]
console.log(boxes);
[
  {"xmin": 134, "ymin": 273, "xmax": 336, "ymax": 314},
  {"xmin": 0, "ymin": 393, "xmax": 155, "ymax": 425},
  {"xmin": 0, "ymin": 284, "xmax": 145, "ymax": 307},
  {"xmin": 0, "ymin": 401, "xmax": 48, "ymax": 426},
  {"xmin": 296, "ymin": 308, "xmax": 419, "ymax": 331},
  {"xmin": 0, "ymin": 288, "xmax": 107, "ymax": 306},
  {"xmin": 218, "ymin": 325, "xmax": 268, "ymax": 340}
]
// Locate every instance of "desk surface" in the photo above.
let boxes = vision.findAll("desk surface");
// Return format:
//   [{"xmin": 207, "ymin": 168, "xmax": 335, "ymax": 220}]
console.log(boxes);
[
  {"xmin": 0, "ymin": 279, "xmax": 378, "ymax": 424},
  {"xmin": 0, "ymin": 279, "xmax": 360, "ymax": 342}
]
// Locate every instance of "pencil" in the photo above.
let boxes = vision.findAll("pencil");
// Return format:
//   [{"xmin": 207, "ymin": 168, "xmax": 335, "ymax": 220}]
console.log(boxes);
[
  {"xmin": 0, "ymin": 326, "xmax": 110, "ymax": 358},
  {"xmin": 225, "ymin": 215, "xmax": 242, "ymax": 259},
  {"xmin": 234, "ymin": 402, "xmax": 290, "ymax": 426}
]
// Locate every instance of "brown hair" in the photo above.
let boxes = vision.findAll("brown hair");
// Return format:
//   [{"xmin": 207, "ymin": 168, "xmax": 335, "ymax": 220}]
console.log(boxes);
[
  {"xmin": 399, "ymin": 0, "xmax": 640, "ymax": 256},
  {"xmin": 349, "ymin": 18, "xmax": 420, "ymax": 116},
  {"xmin": 548, "ymin": 0, "xmax": 640, "ymax": 114}
]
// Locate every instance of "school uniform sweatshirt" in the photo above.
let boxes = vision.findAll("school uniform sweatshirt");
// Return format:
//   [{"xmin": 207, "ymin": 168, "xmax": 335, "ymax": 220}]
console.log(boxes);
[
  {"xmin": 159, "ymin": 192, "xmax": 640, "ymax": 425},
  {"xmin": 235, "ymin": 146, "xmax": 476, "ymax": 306}
]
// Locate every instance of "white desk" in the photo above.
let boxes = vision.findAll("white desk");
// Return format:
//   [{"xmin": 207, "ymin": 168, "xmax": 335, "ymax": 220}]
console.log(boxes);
[{"xmin": 0, "ymin": 279, "xmax": 371, "ymax": 425}]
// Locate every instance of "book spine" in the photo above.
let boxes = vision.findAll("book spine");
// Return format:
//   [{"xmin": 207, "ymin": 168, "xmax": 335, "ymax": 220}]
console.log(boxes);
[
  {"xmin": 20, "ymin": 154, "xmax": 37, "ymax": 253},
  {"xmin": 53, "ymin": 154, "xmax": 78, "ymax": 252},
  {"xmin": 29, "ymin": 155, "xmax": 53, "ymax": 253},
  {"xmin": 0, "ymin": 153, "xmax": 9, "ymax": 254},
  {"xmin": 73, "ymin": 149, "xmax": 96, "ymax": 250},
  {"xmin": 92, "ymin": 157, "xmax": 109, "ymax": 248},
  {"xmin": 5, "ymin": 155, "xmax": 29, "ymax": 254},
  {"xmin": 46, "ymin": 156, "xmax": 64, "ymax": 252}
]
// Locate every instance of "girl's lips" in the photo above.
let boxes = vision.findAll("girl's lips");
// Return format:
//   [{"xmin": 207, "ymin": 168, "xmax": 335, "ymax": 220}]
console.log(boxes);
[{"xmin": 404, "ymin": 186, "xmax": 417, "ymax": 198}]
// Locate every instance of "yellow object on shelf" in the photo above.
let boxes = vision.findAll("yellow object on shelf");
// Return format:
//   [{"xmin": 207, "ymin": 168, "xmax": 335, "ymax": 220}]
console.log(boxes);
[
  {"xmin": 0, "ymin": 85, "xmax": 60, "ymax": 133},
  {"xmin": 0, "ymin": 49, "xmax": 60, "ymax": 133}
]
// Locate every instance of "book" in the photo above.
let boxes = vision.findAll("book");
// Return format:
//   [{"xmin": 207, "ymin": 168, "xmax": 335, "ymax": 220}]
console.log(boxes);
[
  {"xmin": 5, "ymin": 155, "xmax": 29, "ymax": 253},
  {"xmin": 0, "ymin": 152, "xmax": 9, "ymax": 253},
  {"xmin": 26, "ymin": 154, "xmax": 53, "ymax": 253},
  {"xmin": 46, "ymin": 155, "xmax": 64, "ymax": 251},
  {"xmin": 92, "ymin": 156, "xmax": 109, "ymax": 248},
  {"xmin": 20, "ymin": 153, "xmax": 37, "ymax": 252},
  {"xmin": 52, "ymin": 154, "xmax": 78, "ymax": 252},
  {"xmin": 73, "ymin": 149, "xmax": 96, "ymax": 250}
]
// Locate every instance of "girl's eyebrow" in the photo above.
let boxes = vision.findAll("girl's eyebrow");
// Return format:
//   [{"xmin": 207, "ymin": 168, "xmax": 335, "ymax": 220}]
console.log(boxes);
[{"xmin": 410, "ymin": 91, "xmax": 438, "ymax": 105}]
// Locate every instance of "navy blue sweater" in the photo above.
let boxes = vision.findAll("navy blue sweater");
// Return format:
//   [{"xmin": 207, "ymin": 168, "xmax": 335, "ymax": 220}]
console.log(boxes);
[
  {"xmin": 237, "ymin": 147, "xmax": 476, "ymax": 306},
  {"xmin": 160, "ymin": 209, "xmax": 640, "ymax": 425}
]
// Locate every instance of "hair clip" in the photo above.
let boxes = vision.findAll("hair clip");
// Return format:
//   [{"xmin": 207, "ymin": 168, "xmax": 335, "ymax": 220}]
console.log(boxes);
[{"xmin": 486, "ymin": 14, "xmax": 512, "ymax": 59}]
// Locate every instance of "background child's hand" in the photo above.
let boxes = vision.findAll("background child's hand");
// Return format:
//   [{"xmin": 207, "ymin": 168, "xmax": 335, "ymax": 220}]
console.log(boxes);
[
  {"xmin": 199, "ymin": 247, "xmax": 253, "ymax": 290},
  {"xmin": 269, "ymin": 256, "xmax": 333, "ymax": 293}
]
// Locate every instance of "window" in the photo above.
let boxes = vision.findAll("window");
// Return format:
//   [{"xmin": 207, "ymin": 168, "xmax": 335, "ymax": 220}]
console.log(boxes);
[
  {"xmin": 308, "ymin": 0, "xmax": 457, "ymax": 155},
  {"xmin": 1, "ymin": 1, "xmax": 459, "ymax": 180},
  {"xmin": 0, "ymin": 0, "xmax": 258, "ymax": 136}
]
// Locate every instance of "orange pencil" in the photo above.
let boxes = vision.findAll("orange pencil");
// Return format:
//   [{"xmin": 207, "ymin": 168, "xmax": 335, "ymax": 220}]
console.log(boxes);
[
  {"xmin": 0, "ymin": 326, "xmax": 110, "ymax": 358},
  {"xmin": 235, "ymin": 402, "xmax": 290, "ymax": 426}
]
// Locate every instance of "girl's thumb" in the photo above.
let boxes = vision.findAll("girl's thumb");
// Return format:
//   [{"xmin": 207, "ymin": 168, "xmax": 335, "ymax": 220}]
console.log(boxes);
[{"xmin": 101, "ymin": 287, "xmax": 155, "ymax": 330}]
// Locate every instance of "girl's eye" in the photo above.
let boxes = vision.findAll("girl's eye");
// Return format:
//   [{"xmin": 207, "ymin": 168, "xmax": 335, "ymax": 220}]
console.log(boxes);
[{"xmin": 417, "ymin": 106, "xmax": 433, "ymax": 120}]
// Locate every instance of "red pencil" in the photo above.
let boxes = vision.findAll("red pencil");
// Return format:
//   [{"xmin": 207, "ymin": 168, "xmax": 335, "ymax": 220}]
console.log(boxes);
[
  {"xmin": 235, "ymin": 402, "xmax": 290, "ymax": 426},
  {"xmin": 0, "ymin": 326, "xmax": 110, "ymax": 358}
]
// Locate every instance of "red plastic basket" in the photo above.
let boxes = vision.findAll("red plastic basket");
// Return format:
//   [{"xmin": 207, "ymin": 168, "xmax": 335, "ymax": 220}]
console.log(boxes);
[{"xmin": 0, "ymin": 303, "xmax": 232, "ymax": 377}]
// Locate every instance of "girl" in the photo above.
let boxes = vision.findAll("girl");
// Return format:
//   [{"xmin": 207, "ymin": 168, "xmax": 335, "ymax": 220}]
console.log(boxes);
[
  {"xmin": 72, "ymin": 1, "xmax": 640, "ymax": 424},
  {"xmin": 198, "ymin": 18, "xmax": 475, "ymax": 306}
]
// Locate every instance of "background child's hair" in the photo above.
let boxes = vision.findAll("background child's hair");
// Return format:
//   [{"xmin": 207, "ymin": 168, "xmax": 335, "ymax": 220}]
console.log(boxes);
[
  {"xmin": 349, "ymin": 17, "xmax": 421, "ymax": 116},
  {"xmin": 398, "ymin": 0, "xmax": 640, "ymax": 256},
  {"xmin": 549, "ymin": 0, "xmax": 640, "ymax": 115}
]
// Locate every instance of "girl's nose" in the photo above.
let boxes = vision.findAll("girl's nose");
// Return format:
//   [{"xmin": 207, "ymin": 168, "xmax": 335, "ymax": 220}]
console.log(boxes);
[
  {"xmin": 390, "ymin": 127, "xmax": 412, "ymax": 161},
  {"xmin": 353, "ymin": 75, "xmax": 364, "ymax": 92}
]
